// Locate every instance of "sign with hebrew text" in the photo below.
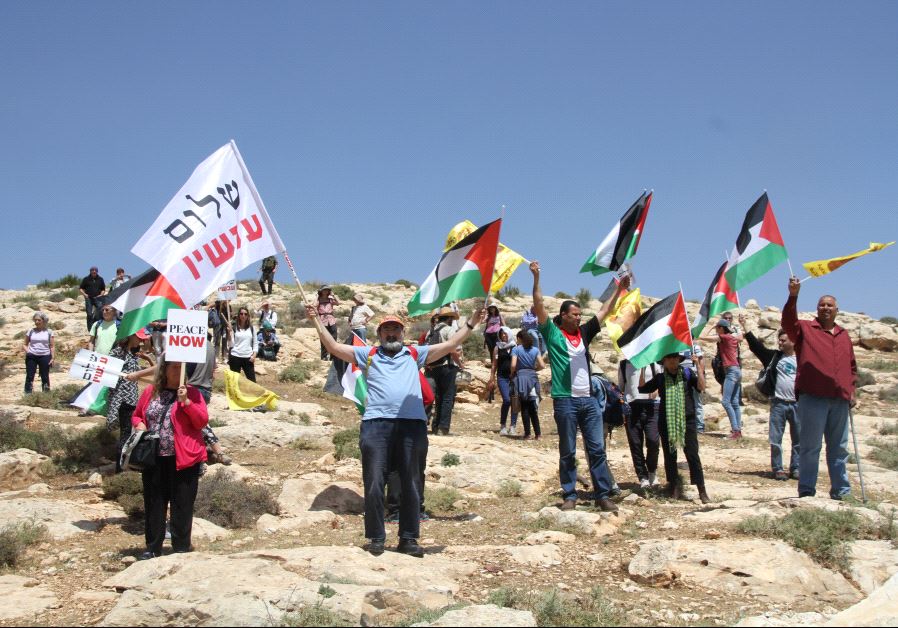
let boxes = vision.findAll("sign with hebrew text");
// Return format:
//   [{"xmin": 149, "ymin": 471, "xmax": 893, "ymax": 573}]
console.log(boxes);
[{"xmin": 131, "ymin": 142, "xmax": 285, "ymax": 308}]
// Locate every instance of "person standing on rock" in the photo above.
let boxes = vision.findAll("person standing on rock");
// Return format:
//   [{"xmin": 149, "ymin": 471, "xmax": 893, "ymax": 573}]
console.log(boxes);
[
  {"xmin": 306, "ymin": 306, "xmax": 485, "ymax": 557},
  {"xmin": 638, "ymin": 352, "xmax": 711, "ymax": 503},
  {"xmin": 259, "ymin": 255, "xmax": 278, "ymax": 295},
  {"xmin": 348, "ymin": 294, "xmax": 375, "ymax": 342},
  {"xmin": 618, "ymin": 359, "xmax": 661, "ymax": 489},
  {"xmin": 256, "ymin": 300, "xmax": 278, "ymax": 328},
  {"xmin": 79, "ymin": 266, "xmax": 106, "ymax": 330},
  {"xmin": 23, "ymin": 311, "xmax": 54, "ymax": 394},
  {"xmin": 316, "ymin": 286, "xmax": 340, "ymax": 360},
  {"xmin": 740, "ymin": 314, "xmax": 799, "ymax": 482},
  {"xmin": 529, "ymin": 260, "xmax": 629, "ymax": 512},
  {"xmin": 132, "ymin": 355, "xmax": 208, "ymax": 560},
  {"xmin": 782, "ymin": 278, "xmax": 856, "ymax": 500}
]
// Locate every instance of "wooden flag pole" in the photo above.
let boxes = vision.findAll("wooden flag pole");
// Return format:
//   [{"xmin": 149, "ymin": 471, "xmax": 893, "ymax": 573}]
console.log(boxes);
[{"xmin": 179, "ymin": 362, "xmax": 187, "ymax": 387}]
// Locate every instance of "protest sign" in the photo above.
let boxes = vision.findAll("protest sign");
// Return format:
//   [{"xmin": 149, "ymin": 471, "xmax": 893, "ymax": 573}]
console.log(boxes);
[
  {"xmin": 217, "ymin": 279, "xmax": 237, "ymax": 301},
  {"xmin": 131, "ymin": 141, "xmax": 286, "ymax": 308},
  {"xmin": 69, "ymin": 350, "xmax": 125, "ymax": 388},
  {"xmin": 165, "ymin": 309, "xmax": 209, "ymax": 363}
]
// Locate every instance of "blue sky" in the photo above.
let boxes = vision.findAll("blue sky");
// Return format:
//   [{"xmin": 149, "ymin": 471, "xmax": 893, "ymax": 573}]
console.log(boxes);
[{"xmin": 2, "ymin": 2, "xmax": 896, "ymax": 317}]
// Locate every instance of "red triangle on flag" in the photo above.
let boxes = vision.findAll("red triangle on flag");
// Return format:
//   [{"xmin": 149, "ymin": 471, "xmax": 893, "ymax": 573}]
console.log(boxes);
[
  {"xmin": 668, "ymin": 292, "xmax": 693, "ymax": 346},
  {"xmin": 759, "ymin": 200, "xmax": 785, "ymax": 247},
  {"xmin": 147, "ymin": 273, "xmax": 186, "ymax": 309},
  {"xmin": 463, "ymin": 219, "xmax": 502, "ymax": 293}
]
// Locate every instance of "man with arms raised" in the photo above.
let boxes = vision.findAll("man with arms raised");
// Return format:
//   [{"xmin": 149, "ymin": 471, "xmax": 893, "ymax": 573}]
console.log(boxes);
[
  {"xmin": 530, "ymin": 261, "xmax": 629, "ymax": 512},
  {"xmin": 307, "ymin": 305, "xmax": 484, "ymax": 557},
  {"xmin": 782, "ymin": 277, "xmax": 856, "ymax": 500}
]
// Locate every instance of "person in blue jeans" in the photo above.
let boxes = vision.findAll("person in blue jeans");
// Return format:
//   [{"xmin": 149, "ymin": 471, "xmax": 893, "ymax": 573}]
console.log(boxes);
[
  {"xmin": 307, "ymin": 308, "xmax": 484, "ymax": 557},
  {"xmin": 742, "ymin": 318, "xmax": 800, "ymax": 481},
  {"xmin": 488, "ymin": 327, "xmax": 518, "ymax": 436},
  {"xmin": 529, "ymin": 260, "xmax": 630, "ymax": 512},
  {"xmin": 714, "ymin": 319, "xmax": 744, "ymax": 438}
]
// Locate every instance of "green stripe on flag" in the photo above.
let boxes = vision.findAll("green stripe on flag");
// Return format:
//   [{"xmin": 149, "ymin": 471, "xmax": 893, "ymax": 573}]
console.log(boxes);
[{"xmin": 408, "ymin": 269, "xmax": 486, "ymax": 317}]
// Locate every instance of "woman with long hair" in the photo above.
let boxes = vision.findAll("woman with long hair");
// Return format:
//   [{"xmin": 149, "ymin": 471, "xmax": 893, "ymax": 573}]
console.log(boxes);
[
  {"xmin": 226, "ymin": 306, "xmax": 257, "ymax": 382},
  {"xmin": 488, "ymin": 327, "xmax": 518, "ymax": 436},
  {"xmin": 107, "ymin": 330, "xmax": 154, "ymax": 472},
  {"xmin": 132, "ymin": 355, "xmax": 208, "ymax": 559},
  {"xmin": 483, "ymin": 305, "xmax": 504, "ymax": 363}
]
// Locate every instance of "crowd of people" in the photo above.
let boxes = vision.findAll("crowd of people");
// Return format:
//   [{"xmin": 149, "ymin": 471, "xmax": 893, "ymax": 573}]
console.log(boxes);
[{"xmin": 18, "ymin": 260, "xmax": 859, "ymax": 559}]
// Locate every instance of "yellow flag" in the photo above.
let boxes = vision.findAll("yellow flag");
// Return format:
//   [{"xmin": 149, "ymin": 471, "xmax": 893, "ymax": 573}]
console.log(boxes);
[
  {"xmin": 223, "ymin": 370, "xmax": 280, "ymax": 411},
  {"xmin": 802, "ymin": 242, "xmax": 895, "ymax": 278},
  {"xmin": 444, "ymin": 220, "xmax": 526, "ymax": 293}
]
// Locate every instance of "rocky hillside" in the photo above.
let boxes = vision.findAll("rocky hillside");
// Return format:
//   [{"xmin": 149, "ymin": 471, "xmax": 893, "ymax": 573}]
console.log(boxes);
[{"xmin": 0, "ymin": 279, "xmax": 896, "ymax": 627}]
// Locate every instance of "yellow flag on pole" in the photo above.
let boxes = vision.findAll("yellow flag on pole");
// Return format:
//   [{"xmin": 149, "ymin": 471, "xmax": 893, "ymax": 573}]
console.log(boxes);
[
  {"xmin": 444, "ymin": 220, "xmax": 527, "ymax": 293},
  {"xmin": 802, "ymin": 242, "xmax": 895, "ymax": 278},
  {"xmin": 223, "ymin": 370, "xmax": 280, "ymax": 411}
]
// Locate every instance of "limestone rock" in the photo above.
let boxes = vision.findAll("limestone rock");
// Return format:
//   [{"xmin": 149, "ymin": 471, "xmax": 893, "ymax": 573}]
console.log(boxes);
[
  {"xmin": 529, "ymin": 506, "xmax": 627, "ymax": 537},
  {"xmin": 204, "ymin": 463, "xmax": 256, "ymax": 483},
  {"xmin": 823, "ymin": 570, "xmax": 898, "ymax": 626},
  {"xmin": 504, "ymin": 544, "xmax": 561, "ymax": 567},
  {"xmin": 628, "ymin": 539, "xmax": 860, "ymax": 604},
  {"xmin": 102, "ymin": 548, "xmax": 476, "ymax": 626},
  {"xmin": 191, "ymin": 517, "xmax": 229, "ymax": 542},
  {"xmin": 0, "ymin": 497, "xmax": 124, "ymax": 540},
  {"xmin": 412, "ymin": 604, "xmax": 537, "ymax": 627},
  {"xmin": 0, "ymin": 575, "xmax": 58, "ymax": 621},
  {"xmin": 859, "ymin": 321, "xmax": 898, "ymax": 352},
  {"xmin": 0, "ymin": 449, "xmax": 49, "ymax": 490},
  {"xmin": 214, "ymin": 413, "xmax": 331, "ymax": 449},
  {"xmin": 849, "ymin": 540, "xmax": 898, "ymax": 595},
  {"xmin": 524, "ymin": 530, "xmax": 577, "ymax": 545}
]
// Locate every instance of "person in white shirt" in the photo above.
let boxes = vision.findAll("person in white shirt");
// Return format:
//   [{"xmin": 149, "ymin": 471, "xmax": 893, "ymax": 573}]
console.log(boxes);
[
  {"xmin": 256, "ymin": 300, "xmax": 278, "ymax": 328},
  {"xmin": 348, "ymin": 294, "xmax": 375, "ymax": 342},
  {"xmin": 227, "ymin": 307, "xmax": 258, "ymax": 382}
]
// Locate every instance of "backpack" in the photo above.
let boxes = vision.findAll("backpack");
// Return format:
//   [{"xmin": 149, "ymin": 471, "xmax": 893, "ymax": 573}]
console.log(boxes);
[
  {"xmin": 592, "ymin": 374, "xmax": 630, "ymax": 428},
  {"xmin": 425, "ymin": 323, "xmax": 452, "ymax": 366},
  {"xmin": 711, "ymin": 350, "xmax": 726, "ymax": 385},
  {"xmin": 366, "ymin": 346, "xmax": 435, "ymax": 407},
  {"xmin": 754, "ymin": 352, "xmax": 783, "ymax": 398},
  {"xmin": 208, "ymin": 307, "xmax": 222, "ymax": 328}
]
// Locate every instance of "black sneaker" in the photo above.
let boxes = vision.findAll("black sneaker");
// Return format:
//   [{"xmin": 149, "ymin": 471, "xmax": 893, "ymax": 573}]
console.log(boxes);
[
  {"xmin": 396, "ymin": 539, "xmax": 425, "ymax": 558},
  {"xmin": 366, "ymin": 540, "xmax": 385, "ymax": 556},
  {"xmin": 137, "ymin": 551, "xmax": 159, "ymax": 561}
]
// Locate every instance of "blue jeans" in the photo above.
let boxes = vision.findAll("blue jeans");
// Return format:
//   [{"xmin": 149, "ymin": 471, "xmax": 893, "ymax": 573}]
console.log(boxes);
[
  {"xmin": 553, "ymin": 396, "xmax": 613, "ymax": 501},
  {"xmin": 24, "ymin": 353, "xmax": 51, "ymax": 393},
  {"xmin": 769, "ymin": 399, "xmax": 800, "ymax": 474},
  {"xmin": 360, "ymin": 419, "xmax": 428, "ymax": 541},
  {"xmin": 84, "ymin": 296, "xmax": 103, "ymax": 329},
  {"xmin": 497, "ymin": 376, "xmax": 517, "ymax": 427},
  {"xmin": 721, "ymin": 366, "xmax": 742, "ymax": 431},
  {"xmin": 797, "ymin": 394, "xmax": 851, "ymax": 499},
  {"xmin": 692, "ymin": 388, "xmax": 705, "ymax": 433},
  {"xmin": 351, "ymin": 328, "xmax": 367, "ymax": 342}
]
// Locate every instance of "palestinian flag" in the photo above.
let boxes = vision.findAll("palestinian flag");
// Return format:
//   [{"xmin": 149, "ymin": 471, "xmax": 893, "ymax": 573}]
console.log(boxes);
[
  {"xmin": 725, "ymin": 193, "xmax": 788, "ymax": 291},
  {"xmin": 341, "ymin": 333, "xmax": 369, "ymax": 414},
  {"xmin": 691, "ymin": 261, "xmax": 740, "ymax": 337},
  {"xmin": 407, "ymin": 219, "xmax": 501, "ymax": 317},
  {"xmin": 580, "ymin": 192, "xmax": 652, "ymax": 276},
  {"xmin": 106, "ymin": 269, "xmax": 186, "ymax": 340},
  {"xmin": 618, "ymin": 292, "xmax": 692, "ymax": 369},
  {"xmin": 69, "ymin": 382, "xmax": 109, "ymax": 416}
]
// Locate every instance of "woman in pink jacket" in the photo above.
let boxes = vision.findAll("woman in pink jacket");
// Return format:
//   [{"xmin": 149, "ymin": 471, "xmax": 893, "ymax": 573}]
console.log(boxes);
[{"xmin": 132, "ymin": 355, "xmax": 208, "ymax": 560}]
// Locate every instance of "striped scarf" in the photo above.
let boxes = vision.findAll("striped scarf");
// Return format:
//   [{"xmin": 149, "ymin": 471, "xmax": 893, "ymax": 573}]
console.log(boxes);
[{"xmin": 663, "ymin": 367, "xmax": 687, "ymax": 452}]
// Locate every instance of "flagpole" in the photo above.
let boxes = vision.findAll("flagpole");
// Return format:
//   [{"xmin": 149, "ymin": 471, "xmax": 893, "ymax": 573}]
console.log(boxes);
[{"xmin": 229, "ymin": 139, "xmax": 311, "ymax": 307}]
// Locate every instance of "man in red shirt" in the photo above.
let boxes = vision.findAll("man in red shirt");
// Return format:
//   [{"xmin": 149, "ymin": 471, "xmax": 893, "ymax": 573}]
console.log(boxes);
[{"xmin": 782, "ymin": 277, "xmax": 857, "ymax": 500}]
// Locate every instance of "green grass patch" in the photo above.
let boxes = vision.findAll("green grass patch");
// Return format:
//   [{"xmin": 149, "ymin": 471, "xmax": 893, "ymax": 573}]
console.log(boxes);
[
  {"xmin": 102, "ymin": 472, "xmax": 144, "ymax": 518},
  {"xmin": 17, "ymin": 383, "xmax": 83, "ymax": 410},
  {"xmin": 869, "ymin": 438, "xmax": 898, "ymax": 471},
  {"xmin": 496, "ymin": 478, "xmax": 523, "ymax": 498},
  {"xmin": 487, "ymin": 586, "xmax": 622, "ymax": 627},
  {"xmin": 462, "ymin": 332, "xmax": 489, "ymax": 362},
  {"xmin": 0, "ymin": 521, "xmax": 48, "ymax": 567},
  {"xmin": 0, "ymin": 413, "xmax": 117, "ymax": 472},
  {"xmin": 332, "ymin": 427, "xmax": 361, "ymax": 461},
  {"xmin": 279, "ymin": 360, "xmax": 314, "ymax": 384},
  {"xmin": 395, "ymin": 279, "xmax": 415, "ymax": 289},
  {"xmin": 331, "ymin": 285, "xmax": 354, "ymax": 301},
  {"xmin": 194, "ymin": 471, "xmax": 278, "ymax": 528},
  {"xmin": 394, "ymin": 604, "xmax": 466, "ymax": 627},
  {"xmin": 424, "ymin": 486, "xmax": 462, "ymax": 513},
  {"xmin": 290, "ymin": 437, "xmax": 323, "ymax": 451},
  {"xmin": 553, "ymin": 291, "xmax": 572, "ymax": 300},
  {"xmin": 317, "ymin": 584, "xmax": 336, "ymax": 599},
  {"xmin": 879, "ymin": 384, "xmax": 898, "ymax": 403},
  {"xmin": 865, "ymin": 358, "xmax": 898, "ymax": 372},
  {"xmin": 737, "ymin": 509, "xmax": 866, "ymax": 572},
  {"xmin": 441, "ymin": 452, "xmax": 461, "ymax": 467},
  {"xmin": 880, "ymin": 316, "xmax": 898, "ymax": 325},
  {"xmin": 499, "ymin": 285, "xmax": 521, "ymax": 299},
  {"xmin": 878, "ymin": 421, "xmax": 898, "ymax": 436},
  {"xmin": 575, "ymin": 288, "xmax": 592, "ymax": 306},
  {"xmin": 207, "ymin": 418, "xmax": 227, "ymax": 428},
  {"xmin": 281, "ymin": 602, "xmax": 353, "ymax": 627},
  {"xmin": 36, "ymin": 274, "xmax": 80, "ymax": 289}
]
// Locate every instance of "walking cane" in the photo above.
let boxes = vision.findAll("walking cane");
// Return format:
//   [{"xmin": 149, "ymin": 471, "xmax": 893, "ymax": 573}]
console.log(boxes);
[{"xmin": 848, "ymin": 407, "xmax": 867, "ymax": 504}]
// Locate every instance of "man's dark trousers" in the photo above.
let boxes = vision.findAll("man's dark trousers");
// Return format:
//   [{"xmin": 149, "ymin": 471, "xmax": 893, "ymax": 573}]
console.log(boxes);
[
  {"xmin": 360, "ymin": 419, "xmax": 428, "ymax": 542},
  {"xmin": 430, "ymin": 364, "xmax": 458, "ymax": 433}
]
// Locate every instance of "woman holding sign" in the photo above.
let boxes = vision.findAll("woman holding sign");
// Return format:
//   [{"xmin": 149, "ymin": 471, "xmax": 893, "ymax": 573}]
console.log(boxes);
[{"xmin": 132, "ymin": 355, "xmax": 208, "ymax": 560}]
